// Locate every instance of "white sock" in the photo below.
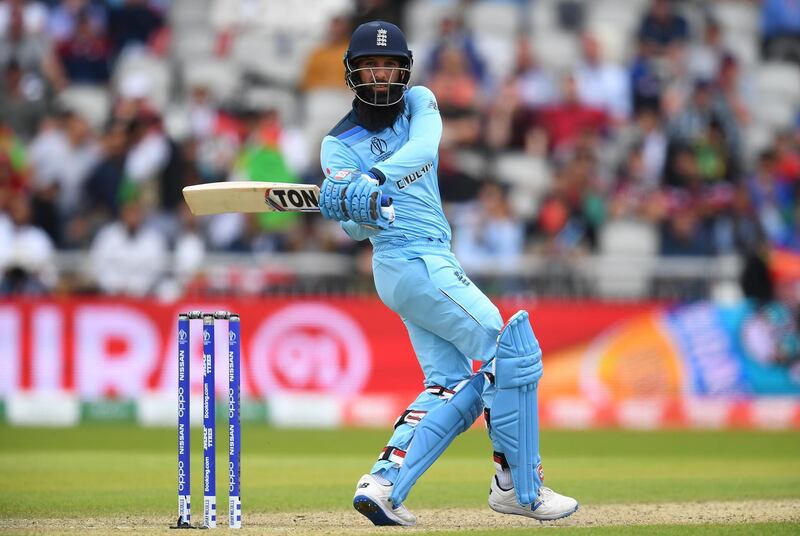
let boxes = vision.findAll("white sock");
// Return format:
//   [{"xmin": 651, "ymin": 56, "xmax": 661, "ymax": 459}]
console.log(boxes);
[
  {"xmin": 372, "ymin": 472, "xmax": 392, "ymax": 486},
  {"xmin": 495, "ymin": 468, "xmax": 513, "ymax": 490}
]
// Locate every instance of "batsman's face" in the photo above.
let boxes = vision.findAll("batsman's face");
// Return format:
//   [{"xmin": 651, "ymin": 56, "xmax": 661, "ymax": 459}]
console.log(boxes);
[{"xmin": 355, "ymin": 56, "xmax": 402, "ymax": 93}]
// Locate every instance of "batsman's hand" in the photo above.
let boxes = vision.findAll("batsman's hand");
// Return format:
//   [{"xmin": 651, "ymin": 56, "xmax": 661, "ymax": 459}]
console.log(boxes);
[
  {"xmin": 319, "ymin": 170, "xmax": 356, "ymax": 221},
  {"xmin": 345, "ymin": 174, "xmax": 395, "ymax": 230}
]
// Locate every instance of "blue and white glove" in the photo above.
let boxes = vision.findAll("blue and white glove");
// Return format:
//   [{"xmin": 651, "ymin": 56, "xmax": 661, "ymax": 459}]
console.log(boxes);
[
  {"xmin": 319, "ymin": 170, "xmax": 356, "ymax": 221},
  {"xmin": 344, "ymin": 173, "xmax": 395, "ymax": 230}
]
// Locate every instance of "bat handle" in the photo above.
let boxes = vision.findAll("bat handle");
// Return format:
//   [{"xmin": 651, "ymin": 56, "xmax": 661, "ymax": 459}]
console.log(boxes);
[{"xmin": 379, "ymin": 195, "xmax": 394, "ymax": 222}]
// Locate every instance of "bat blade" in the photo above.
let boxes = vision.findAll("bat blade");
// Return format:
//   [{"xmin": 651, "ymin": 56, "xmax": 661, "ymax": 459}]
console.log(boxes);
[{"xmin": 182, "ymin": 182, "xmax": 320, "ymax": 215}]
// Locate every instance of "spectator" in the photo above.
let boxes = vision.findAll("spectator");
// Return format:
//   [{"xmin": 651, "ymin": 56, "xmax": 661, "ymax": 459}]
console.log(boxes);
[
  {"xmin": 210, "ymin": 0, "xmax": 350, "ymax": 35},
  {"xmin": 618, "ymin": 107, "xmax": 668, "ymax": 189},
  {"xmin": 659, "ymin": 201, "xmax": 714, "ymax": 256},
  {"xmin": 667, "ymin": 79, "xmax": 740, "ymax": 164},
  {"xmin": 184, "ymin": 84, "xmax": 219, "ymax": 141},
  {"xmin": 426, "ymin": 16, "xmax": 487, "ymax": 87},
  {"xmin": 774, "ymin": 130, "xmax": 800, "ymax": 185},
  {"xmin": 761, "ymin": 0, "xmax": 800, "ymax": 64},
  {"xmin": 0, "ymin": 0, "xmax": 65, "ymax": 91},
  {"xmin": 716, "ymin": 53, "xmax": 752, "ymax": 127},
  {"xmin": 630, "ymin": 38, "xmax": 665, "ymax": 113},
  {"xmin": 608, "ymin": 143, "xmax": 664, "ymax": 221},
  {"xmin": 27, "ymin": 110, "xmax": 100, "ymax": 244},
  {"xmin": 172, "ymin": 203, "xmax": 205, "ymax": 287},
  {"xmin": 637, "ymin": 0, "xmax": 689, "ymax": 52},
  {"xmin": 83, "ymin": 119, "xmax": 129, "ymax": 218},
  {"xmin": 0, "ymin": 193, "xmax": 56, "ymax": 295},
  {"xmin": 687, "ymin": 18, "xmax": 725, "ymax": 82},
  {"xmin": 227, "ymin": 107, "xmax": 304, "ymax": 251},
  {"xmin": 352, "ymin": 0, "xmax": 407, "ymax": 28},
  {"xmin": 536, "ymin": 73, "xmax": 610, "ymax": 155},
  {"xmin": 535, "ymin": 151, "xmax": 606, "ymax": 253},
  {"xmin": 486, "ymin": 77, "xmax": 526, "ymax": 151},
  {"xmin": 426, "ymin": 46, "xmax": 483, "ymax": 148},
  {"xmin": 123, "ymin": 110, "xmax": 171, "ymax": 211},
  {"xmin": 659, "ymin": 139, "xmax": 736, "ymax": 256},
  {"xmin": 299, "ymin": 14, "xmax": 351, "ymax": 91},
  {"xmin": 487, "ymin": 73, "xmax": 610, "ymax": 155},
  {"xmin": 716, "ymin": 184, "xmax": 764, "ymax": 255},
  {"xmin": 0, "ymin": 125, "xmax": 29, "ymax": 210},
  {"xmin": 437, "ymin": 145, "xmax": 482, "ymax": 205},
  {"xmin": 573, "ymin": 33, "xmax": 631, "ymax": 122},
  {"xmin": 0, "ymin": 0, "xmax": 48, "ymax": 37},
  {"xmin": 658, "ymin": 36, "xmax": 695, "ymax": 120},
  {"xmin": 693, "ymin": 118, "xmax": 736, "ymax": 184},
  {"xmin": 88, "ymin": 193, "xmax": 167, "ymax": 296},
  {"xmin": 747, "ymin": 149, "xmax": 798, "ymax": 248},
  {"xmin": 48, "ymin": 0, "xmax": 107, "ymax": 42},
  {"xmin": 514, "ymin": 37, "xmax": 557, "ymax": 110},
  {"xmin": 55, "ymin": 9, "xmax": 112, "ymax": 84},
  {"xmin": 453, "ymin": 181, "xmax": 524, "ymax": 273},
  {"xmin": 107, "ymin": 0, "xmax": 164, "ymax": 54},
  {"xmin": 174, "ymin": 84, "xmax": 237, "ymax": 187},
  {"xmin": 113, "ymin": 70, "xmax": 158, "ymax": 122},
  {"xmin": 663, "ymin": 144, "xmax": 701, "ymax": 190},
  {"xmin": 23, "ymin": 113, "xmax": 58, "ymax": 240},
  {"xmin": 0, "ymin": 61, "xmax": 47, "ymax": 140}
]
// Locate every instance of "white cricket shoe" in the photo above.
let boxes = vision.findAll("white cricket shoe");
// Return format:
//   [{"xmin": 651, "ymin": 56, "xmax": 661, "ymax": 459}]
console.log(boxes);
[
  {"xmin": 488, "ymin": 476, "xmax": 579, "ymax": 521},
  {"xmin": 352, "ymin": 474, "xmax": 417, "ymax": 526}
]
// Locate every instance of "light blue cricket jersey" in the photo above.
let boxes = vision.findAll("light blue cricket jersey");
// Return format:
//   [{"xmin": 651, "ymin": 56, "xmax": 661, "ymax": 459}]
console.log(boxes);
[{"xmin": 319, "ymin": 86, "xmax": 451, "ymax": 250}]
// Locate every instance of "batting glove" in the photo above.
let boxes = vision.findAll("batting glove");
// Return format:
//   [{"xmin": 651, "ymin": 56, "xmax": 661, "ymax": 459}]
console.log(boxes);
[
  {"xmin": 319, "ymin": 170, "xmax": 356, "ymax": 221},
  {"xmin": 345, "ymin": 173, "xmax": 395, "ymax": 230}
]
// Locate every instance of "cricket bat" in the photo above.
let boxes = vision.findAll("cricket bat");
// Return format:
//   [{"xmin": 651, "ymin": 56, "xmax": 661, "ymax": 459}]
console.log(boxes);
[{"xmin": 182, "ymin": 181, "xmax": 392, "ymax": 216}]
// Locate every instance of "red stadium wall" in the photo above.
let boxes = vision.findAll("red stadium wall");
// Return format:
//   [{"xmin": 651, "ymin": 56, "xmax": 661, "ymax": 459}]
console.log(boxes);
[
  {"xmin": 0, "ymin": 297, "xmax": 657, "ymax": 397},
  {"xmin": 1, "ymin": 297, "xmax": 798, "ymax": 429}
]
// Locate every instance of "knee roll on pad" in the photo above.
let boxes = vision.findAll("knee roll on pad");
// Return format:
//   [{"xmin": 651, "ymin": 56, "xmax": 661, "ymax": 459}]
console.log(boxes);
[
  {"xmin": 389, "ymin": 373, "xmax": 485, "ymax": 506},
  {"xmin": 495, "ymin": 356, "xmax": 542, "ymax": 389},
  {"xmin": 495, "ymin": 310, "xmax": 542, "ymax": 389}
]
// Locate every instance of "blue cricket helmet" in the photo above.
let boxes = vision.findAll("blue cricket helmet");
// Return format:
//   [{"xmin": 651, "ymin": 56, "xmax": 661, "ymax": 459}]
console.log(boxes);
[{"xmin": 344, "ymin": 21, "xmax": 413, "ymax": 106}]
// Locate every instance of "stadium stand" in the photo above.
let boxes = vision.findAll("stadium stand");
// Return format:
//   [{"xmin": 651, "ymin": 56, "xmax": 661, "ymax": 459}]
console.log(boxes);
[{"xmin": 0, "ymin": 0, "xmax": 796, "ymax": 305}]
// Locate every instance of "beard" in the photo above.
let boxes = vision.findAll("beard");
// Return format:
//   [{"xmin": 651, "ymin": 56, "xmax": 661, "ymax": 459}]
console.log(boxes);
[{"xmin": 354, "ymin": 86, "xmax": 405, "ymax": 132}]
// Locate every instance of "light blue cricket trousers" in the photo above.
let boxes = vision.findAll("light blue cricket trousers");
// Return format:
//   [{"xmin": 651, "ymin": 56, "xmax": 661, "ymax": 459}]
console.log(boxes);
[{"xmin": 368, "ymin": 239, "xmax": 541, "ymax": 479}]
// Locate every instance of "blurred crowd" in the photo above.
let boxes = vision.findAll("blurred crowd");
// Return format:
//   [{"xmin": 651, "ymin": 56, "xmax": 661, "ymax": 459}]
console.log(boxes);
[{"xmin": 0, "ymin": 0, "xmax": 798, "ymax": 305}]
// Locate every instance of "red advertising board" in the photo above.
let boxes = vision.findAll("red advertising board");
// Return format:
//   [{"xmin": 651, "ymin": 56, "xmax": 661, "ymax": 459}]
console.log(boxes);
[{"xmin": 0, "ymin": 297, "xmax": 658, "ymax": 400}]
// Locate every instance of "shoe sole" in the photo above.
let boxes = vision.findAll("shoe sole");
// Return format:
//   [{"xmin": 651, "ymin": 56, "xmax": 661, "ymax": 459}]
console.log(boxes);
[
  {"xmin": 489, "ymin": 501, "xmax": 580, "ymax": 521},
  {"xmin": 353, "ymin": 495, "xmax": 402, "ymax": 526}
]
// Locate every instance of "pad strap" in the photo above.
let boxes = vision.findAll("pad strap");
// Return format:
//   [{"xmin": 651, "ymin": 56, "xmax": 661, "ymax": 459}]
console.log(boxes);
[
  {"xmin": 378, "ymin": 446, "xmax": 407, "ymax": 466},
  {"xmin": 425, "ymin": 385, "xmax": 456, "ymax": 400},
  {"xmin": 493, "ymin": 451, "xmax": 509, "ymax": 471},
  {"xmin": 393, "ymin": 409, "xmax": 427, "ymax": 429}
]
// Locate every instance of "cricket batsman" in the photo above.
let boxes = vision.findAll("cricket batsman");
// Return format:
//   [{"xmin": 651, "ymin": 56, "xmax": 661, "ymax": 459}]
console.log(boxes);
[{"xmin": 318, "ymin": 20, "xmax": 579, "ymax": 526}]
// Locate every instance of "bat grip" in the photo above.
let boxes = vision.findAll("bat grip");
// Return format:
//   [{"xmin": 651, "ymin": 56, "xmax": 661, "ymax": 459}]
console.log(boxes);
[{"xmin": 379, "ymin": 195, "xmax": 395, "ymax": 222}]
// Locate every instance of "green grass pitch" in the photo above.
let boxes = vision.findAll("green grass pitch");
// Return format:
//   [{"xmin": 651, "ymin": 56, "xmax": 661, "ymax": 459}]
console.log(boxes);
[{"xmin": 0, "ymin": 425, "xmax": 798, "ymax": 534}]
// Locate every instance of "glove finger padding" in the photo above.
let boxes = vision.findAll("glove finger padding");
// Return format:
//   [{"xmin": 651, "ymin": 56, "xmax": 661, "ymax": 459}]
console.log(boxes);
[
  {"xmin": 345, "ymin": 179, "xmax": 374, "ymax": 223},
  {"xmin": 319, "ymin": 171, "xmax": 355, "ymax": 221}
]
